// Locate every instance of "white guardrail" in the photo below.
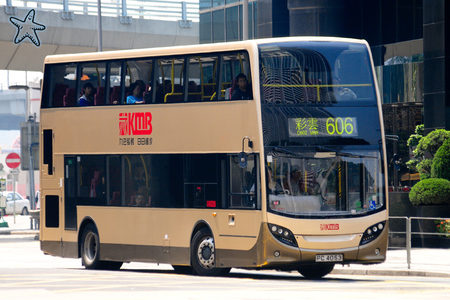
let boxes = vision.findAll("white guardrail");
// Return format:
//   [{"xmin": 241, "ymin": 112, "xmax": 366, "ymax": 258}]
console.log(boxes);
[
  {"xmin": 2, "ymin": 0, "xmax": 199, "ymax": 22},
  {"xmin": 389, "ymin": 216, "xmax": 449, "ymax": 269}
]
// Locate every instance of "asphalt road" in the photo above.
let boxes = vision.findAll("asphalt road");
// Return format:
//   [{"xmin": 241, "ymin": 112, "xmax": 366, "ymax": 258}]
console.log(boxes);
[{"xmin": 1, "ymin": 235, "xmax": 450, "ymax": 300}]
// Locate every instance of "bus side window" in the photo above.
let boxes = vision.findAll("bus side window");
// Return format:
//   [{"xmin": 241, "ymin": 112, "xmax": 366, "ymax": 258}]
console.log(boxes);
[
  {"xmin": 47, "ymin": 63, "xmax": 76, "ymax": 108},
  {"xmin": 186, "ymin": 55, "xmax": 218, "ymax": 102},
  {"xmin": 221, "ymin": 52, "xmax": 251, "ymax": 101},
  {"xmin": 155, "ymin": 58, "xmax": 184, "ymax": 103},
  {"xmin": 229, "ymin": 154, "xmax": 257, "ymax": 208},
  {"xmin": 125, "ymin": 59, "xmax": 153, "ymax": 104},
  {"xmin": 109, "ymin": 61, "xmax": 122, "ymax": 104},
  {"xmin": 79, "ymin": 62, "xmax": 107, "ymax": 106}
]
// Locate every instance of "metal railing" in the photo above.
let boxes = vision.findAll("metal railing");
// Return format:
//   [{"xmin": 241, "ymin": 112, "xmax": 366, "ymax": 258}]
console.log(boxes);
[
  {"xmin": 2, "ymin": 0, "xmax": 199, "ymax": 22},
  {"xmin": 389, "ymin": 216, "xmax": 449, "ymax": 269}
]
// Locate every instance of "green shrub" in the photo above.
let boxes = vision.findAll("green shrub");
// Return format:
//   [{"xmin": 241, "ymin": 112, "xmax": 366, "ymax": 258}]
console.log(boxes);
[
  {"xmin": 417, "ymin": 159, "xmax": 432, "ymax": 180},
  {"xmin": 431, "ymin": 138, "xmax": 450, "ymax": 181},
  {"xmin": 409, "ymin": 178, "xmax": 450, "ymax": 206},
  {"xmin": 406, "ymin": 159, "xmax": 419, "ymax": 173},
  {"xmin": 407, "ymin": 124, "xmax": 424, "ymax": 148},
  {"xmin": 414, "ymin": 129, "xmax": 450, "ymax": 158}
]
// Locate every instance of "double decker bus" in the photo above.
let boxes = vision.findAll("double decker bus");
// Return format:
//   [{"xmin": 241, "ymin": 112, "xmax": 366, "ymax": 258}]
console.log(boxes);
[{"xmin": 39, "ymin": 37, "xmax": 388, "ymax": 278}]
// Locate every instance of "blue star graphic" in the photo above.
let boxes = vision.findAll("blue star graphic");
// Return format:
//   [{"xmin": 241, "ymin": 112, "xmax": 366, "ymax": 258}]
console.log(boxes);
[{"xmin": 10, "ymin": 9, "xmax": 46, "ymax": 47}]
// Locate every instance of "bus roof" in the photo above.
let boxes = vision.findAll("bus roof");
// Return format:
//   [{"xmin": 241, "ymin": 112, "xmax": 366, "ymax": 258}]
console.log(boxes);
[{"xmin": 43, "ymin": 36, "xmax": 369, "ymax": 65}]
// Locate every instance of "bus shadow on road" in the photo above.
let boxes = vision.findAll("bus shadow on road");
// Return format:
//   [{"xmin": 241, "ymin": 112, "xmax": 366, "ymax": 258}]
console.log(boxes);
[{"xmin": 119, "ymin": 267, "xmax": 380, "ymax": 282}]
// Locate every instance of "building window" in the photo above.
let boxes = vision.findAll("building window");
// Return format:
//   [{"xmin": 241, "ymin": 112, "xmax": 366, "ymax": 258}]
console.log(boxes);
[
  {"xmin": 199, "ymin": 1, "xmax": 258, "ymax": 44},
  {"xmin": 213, "ymin": 9, "xmax": 225, "ymax": 43},
  {"xmin": 200, "ymin": 0, "xmax": 212, "ymax": 10},
  {"xmin": 200, "ymin": 12, "xmax": 212, "ymax": 44},
  {"xmin": 226, "ymin": 6, "xmax": 239, "ymax": 41}
]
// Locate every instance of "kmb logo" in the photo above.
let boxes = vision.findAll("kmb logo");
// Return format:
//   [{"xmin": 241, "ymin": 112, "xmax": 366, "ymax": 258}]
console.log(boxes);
[
  {"xmin": 320, "ymin": 224, "xmax": 339, "ymax": 231},
  {"xmin": 119, "ymin": 112, "xmax": 152, "ymax": 136}
]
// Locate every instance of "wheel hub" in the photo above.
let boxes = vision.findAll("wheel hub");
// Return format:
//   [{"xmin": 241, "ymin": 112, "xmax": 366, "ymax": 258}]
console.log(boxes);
[
  {"xmin": 84, "ymin": 232, "xmax": 98, "ymax": 263},
  {"xmin": 197, "ymin": 237, "xmax": 215, "ymax": 269}
]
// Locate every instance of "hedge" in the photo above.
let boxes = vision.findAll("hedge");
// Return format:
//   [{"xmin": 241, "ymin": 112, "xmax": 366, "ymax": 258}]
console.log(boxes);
[{"xmin": 409, "ymin": 178, "xmax": 450, "ymax": 206}]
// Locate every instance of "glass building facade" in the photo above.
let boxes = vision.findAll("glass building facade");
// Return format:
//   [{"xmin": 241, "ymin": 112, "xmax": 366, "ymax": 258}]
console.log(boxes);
[{"xmin": 199, "ymin": 0, "xmax": 258, "ymax": 44}]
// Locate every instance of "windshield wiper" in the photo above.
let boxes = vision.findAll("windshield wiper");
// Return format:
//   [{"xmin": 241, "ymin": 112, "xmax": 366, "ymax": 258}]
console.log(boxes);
[
  {"xmin": 272, "ymin": 147, "xmax": 305, "ymax": 158},
  {"xmin": 271, "ymin": 147, "xmax": 320, "ymax": 159},
  {"xmin": 316, "ymin": 146, "xmax": 377, "ymax": 159}
]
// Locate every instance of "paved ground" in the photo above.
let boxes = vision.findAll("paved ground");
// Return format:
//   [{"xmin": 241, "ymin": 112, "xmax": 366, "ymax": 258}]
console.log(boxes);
[{"xmin": 1, "ymin": 214, "xmax": 449, "ymax": 277}]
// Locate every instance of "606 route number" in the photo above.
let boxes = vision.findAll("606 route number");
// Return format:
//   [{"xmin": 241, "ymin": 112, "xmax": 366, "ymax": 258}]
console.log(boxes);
[{"xmin": 326, "ymin": 117, "xmax": 354, "ymax": 135}]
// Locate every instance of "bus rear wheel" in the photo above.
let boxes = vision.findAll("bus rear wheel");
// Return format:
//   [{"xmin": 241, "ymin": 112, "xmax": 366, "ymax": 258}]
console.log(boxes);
[
  {"xmin": 80, "ymin": 223, "xmax": 123, "ymax": 270},
  {"xmin": 191, "ymin": 228, "xmax": 230, "ymax": 276},
  {"xmin": 297, "ymin": 264, "xmax": 334, "ymax": 279}
]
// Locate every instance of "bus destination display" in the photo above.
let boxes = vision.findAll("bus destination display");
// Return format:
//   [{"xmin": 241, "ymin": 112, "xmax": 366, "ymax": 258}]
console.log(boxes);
[{"xmin": 288, "ymin": 117, "xmax": 358, "ymax": 137}]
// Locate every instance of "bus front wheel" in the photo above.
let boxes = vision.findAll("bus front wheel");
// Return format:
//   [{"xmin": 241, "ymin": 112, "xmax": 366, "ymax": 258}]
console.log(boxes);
[
  {"xmin": 297, "ymin": 264, "xmax": 334, "ymax": 279},
  {"xmin": 191, "ymin": 228, "xmax": 230, "ymax": 276},
  {"xmin": 80, "ymin": 223, "xmax": 123, "ymax": 270}
]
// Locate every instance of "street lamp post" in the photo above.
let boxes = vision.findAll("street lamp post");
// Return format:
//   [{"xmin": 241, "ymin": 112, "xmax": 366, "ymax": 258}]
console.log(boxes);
[
  {"xmin": 243, "ymin": 0, "xmax": 248, "ymax": 41},
  {"xmin": 98, "ymin": 0, "xmax": 103, "ymax": 51}
]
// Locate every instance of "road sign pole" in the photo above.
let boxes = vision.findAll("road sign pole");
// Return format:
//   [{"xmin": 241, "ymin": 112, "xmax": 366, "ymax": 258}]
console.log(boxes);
[
  {"xmin": 5, "ymin": 152, "xmax": 21, "ymax": 223},
  {"xmin": 0, "ymin": 196, "xmax": 8, "ymax": 227},
  {"xmin": 13, "ymin": 173, "xmax": 16, "ymax": 224}
]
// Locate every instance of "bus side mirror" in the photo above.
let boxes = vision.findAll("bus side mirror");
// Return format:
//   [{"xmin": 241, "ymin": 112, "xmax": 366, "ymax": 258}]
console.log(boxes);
[
  {"xmin": 238, "ymin": 152, "xmax": 247, "ymax": 168},
  {"xmin": 239, "ymin": 136, "xmax": 253, "ymax": 168}
]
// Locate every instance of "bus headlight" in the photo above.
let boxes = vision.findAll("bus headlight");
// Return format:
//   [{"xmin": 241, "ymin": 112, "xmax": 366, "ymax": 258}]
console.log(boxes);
[
  {"xmin": 359, "ymin": 221, "xmax": 386, "ymax": 246},
  {"xmin": 268, "ymin": 224, "xmax": 298, "ymax": 247}
]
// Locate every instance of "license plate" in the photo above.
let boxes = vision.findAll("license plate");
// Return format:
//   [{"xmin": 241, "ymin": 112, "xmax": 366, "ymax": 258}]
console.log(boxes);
[{"xmin": 315, "ymin": 254, "xmax": 343, "ymax": 262}]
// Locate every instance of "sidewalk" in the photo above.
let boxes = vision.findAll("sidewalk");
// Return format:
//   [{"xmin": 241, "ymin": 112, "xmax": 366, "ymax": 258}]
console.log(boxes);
[
  {"xmin": 333, "ymin": 248, "xmax": 450, "ymax": 278},
  {"xmin": 1, "ymin": 214, "xmax": 449, "ymax": 277},
  {"xmin": 0, "ymin": 214, "xmax": 39, "ymax": 235}
]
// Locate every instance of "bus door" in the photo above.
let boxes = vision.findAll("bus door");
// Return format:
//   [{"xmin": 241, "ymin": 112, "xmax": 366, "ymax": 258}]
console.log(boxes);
[
  {"xmin": 215, "ymin": 154, "xmax": 261, "ymax": 255},
  {"xmin": 64, "ymin": 156, "xmax": 77, "ymax": 231}
]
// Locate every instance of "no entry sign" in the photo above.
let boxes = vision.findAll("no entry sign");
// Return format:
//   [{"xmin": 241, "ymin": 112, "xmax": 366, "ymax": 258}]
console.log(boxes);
[{"xmin": 5, "ymin": 152, "xmax": 21, "ymax": 169}]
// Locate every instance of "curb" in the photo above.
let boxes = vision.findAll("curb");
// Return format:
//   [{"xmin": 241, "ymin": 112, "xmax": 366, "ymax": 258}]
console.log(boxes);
[
  {"xmin": 332, "ymin": 268, "xmax": 450, "ymax": 278},
  {"xmin": 0, "ymin": 229, "xmax": 39, "ymax": 235}
]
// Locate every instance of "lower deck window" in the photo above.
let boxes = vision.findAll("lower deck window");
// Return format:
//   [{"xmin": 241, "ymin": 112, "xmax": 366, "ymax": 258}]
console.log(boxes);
[{"xmin": 64, "ymin": 153, "xmax": 260, "ymax": 210}]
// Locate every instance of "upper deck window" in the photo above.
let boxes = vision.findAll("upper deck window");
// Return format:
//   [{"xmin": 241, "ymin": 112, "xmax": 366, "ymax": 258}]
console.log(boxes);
[
  {"xmin": 42, "ymin": 50, "xmax": 253, "ymax": 108},
  {"xmin": 259, "ymin": 41, "xmax": 376, "ymax": 105}
]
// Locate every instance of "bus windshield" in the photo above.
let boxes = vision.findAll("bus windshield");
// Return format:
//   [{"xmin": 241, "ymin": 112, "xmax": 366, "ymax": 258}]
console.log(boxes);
[
  {"xmin": 259, "ymin": 41, "xmax": 376, "ymax": 104},
  {"xmin": 266, "ymin": 147, "xmax": 385, "ymax": 218}
]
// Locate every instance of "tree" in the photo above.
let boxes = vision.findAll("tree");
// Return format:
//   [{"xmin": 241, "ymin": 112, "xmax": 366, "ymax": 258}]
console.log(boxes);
[
  {"xmin": 406, "ymin": 124, "xmax": 424, "ymax": 148},
  {"xmin": 431, "ymin": 138, "xmax": 450, "ymax": 181},
  {"xmin": 406, "ymin": 124, "xmax": 424, "ymax": 173},
  {"xmin": 414, "ymin": 129, "xmax": 450, "ymax": 158},
  {"xmin": 407, "ymin": 128, "xmax": 450, "ymax": 178}
]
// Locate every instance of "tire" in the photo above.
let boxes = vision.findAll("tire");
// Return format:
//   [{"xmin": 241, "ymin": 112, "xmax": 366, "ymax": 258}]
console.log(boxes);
[
  {"xmin": 80, "ymin": 223, "xmax": 123, "ymax": 270},
  {"xmin": 297, "ymin": 264, "xmax": 334, "ymax": 279},
  {"xmin": 81, "ymin": 223, "xmax": 102, "ymax": 269},
  {"xmin": 191, "ymin": 228, "xmax": 230, "ymax": 276},
  {"xmin": 21, "ymin": 207, "xmax": 29, "ymax": 216}
]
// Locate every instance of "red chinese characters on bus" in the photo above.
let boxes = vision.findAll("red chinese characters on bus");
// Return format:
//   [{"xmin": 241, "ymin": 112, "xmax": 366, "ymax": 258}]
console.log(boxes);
[
  {"xmin": 320, "ymin": 224, "xmax": 340, "ymax": 231},
  {"xmin": 119, "ymin": 112, "xmax": 152, "ymax": 136}
]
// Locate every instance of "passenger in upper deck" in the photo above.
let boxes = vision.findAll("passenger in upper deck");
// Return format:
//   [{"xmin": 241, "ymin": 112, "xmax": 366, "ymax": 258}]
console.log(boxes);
[
  {"xmin": 333, "ymin": 77, "xmax": 357, "ymax": 100},
  {"xmin": 134, "ymin": 193, "xmax": 146, "ymax": 207},
  {"xmin": 78, "ymin": 82, "xmax": 94, "ymax": 106},
  {"xmin": 231, "ymin": 73, "xmax": 252, "ymax": 100},
  {"xmin": 126, "ymin": 80, "xmax": 145, "ymax": 104}
]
